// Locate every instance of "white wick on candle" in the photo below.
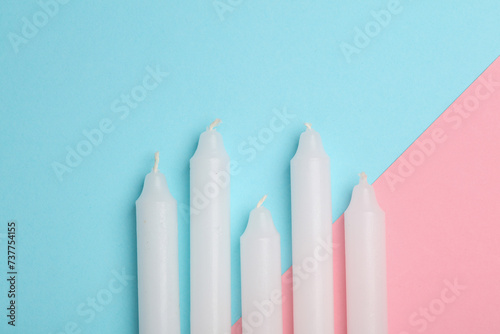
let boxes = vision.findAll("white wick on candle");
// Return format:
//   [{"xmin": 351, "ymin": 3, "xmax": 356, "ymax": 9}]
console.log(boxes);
[
  {"xmin": 208, "ymin": 118, "xmax": 222, "ymax": 131},
  {"xmin": 256, "ymin": 195, "xmax": 268, "ymax": 208},
  {"xmin": 359, "ymin": 172, "xmax": 368, "ymax": 182},
  {"xmin": 304, "ymin": 122, "xmax": 312, "ymax": 130},
  {"xmin": 153, "ymin": 151, "xmax": 160, "ymax": 172}
]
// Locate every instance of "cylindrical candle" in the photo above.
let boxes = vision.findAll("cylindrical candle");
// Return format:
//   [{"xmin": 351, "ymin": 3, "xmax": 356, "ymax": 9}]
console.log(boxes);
[
  {"xmin": 136, "ymin": 152, "xmax": 180, "ymax": 334},
  {"xmin": 290, "ymin": 123, "xmax": 335, "ymax": 334},
  {"xmin": 241, "ymin": 195, "xmax": 283, "ymax": 334},
  {"xmin": 190, "ymin": 119, "xmax": 232, "ymax": 334},
  {"xmin": 344, "ymin": 172, "xmax": 387, "ymax": 334}
]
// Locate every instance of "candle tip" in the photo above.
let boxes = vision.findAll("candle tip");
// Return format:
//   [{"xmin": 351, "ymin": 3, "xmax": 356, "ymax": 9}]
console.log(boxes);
[
  {"xmin": 208, "ymin": 118, "xmax": 222, "ymax": 131},
  {"xmin": 256, "ymin": 194, "xmax": 268, "ymax": 208},
  {"xmin": 153, "ymin": 151, "xmax": 160, "ymax": 172},
  {"xmin": 304, "ymin": 122, "xmax": 312, "ymax": 130},
  {"xmin": 359, "ymin": 172, "xmax": 368, "ymax": 182}
]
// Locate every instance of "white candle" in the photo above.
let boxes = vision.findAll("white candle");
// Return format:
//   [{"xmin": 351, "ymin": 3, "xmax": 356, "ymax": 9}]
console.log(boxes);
[
  {"xmin": 241, "ymin": 195, "xmax": 283, "ymax": 334},
  {"xmin": 190, "ymin": 119, "xmax": 232, "ymax": 334},
  {"xmin": 290, "ymin": 123, "xmax": 335, "ymax": 334},
  {"xmin": 136, "ymin": 152, "xmax": 180, "ymax": 334},
  {"xmin": 344, "ymin": 172, "xmax": 387, "ymax": 334}
]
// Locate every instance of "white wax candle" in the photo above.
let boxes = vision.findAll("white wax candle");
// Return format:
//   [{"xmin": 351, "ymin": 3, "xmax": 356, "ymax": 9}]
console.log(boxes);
[
  {"xmin": 344, "ymin": 173, "xmax": 387, "ymax": 334},
  {"xmin": 240, "ymin": 195, "xmax": 283, "ymax": 334},
  {"xmin": 136, "ymin": 152, "xmax": 180, "ymax": 334},
  {"xmin": 190, "ymin": 119, "xmax": 232, "ymax": 334},
  {"xmin": 290, "ymin": 123, "xmax": 335, "ymax": 334}
]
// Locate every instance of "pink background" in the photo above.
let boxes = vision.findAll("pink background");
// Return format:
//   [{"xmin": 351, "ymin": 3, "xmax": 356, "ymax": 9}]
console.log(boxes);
[{"xmin": 232, "ymin": 57, "xmax": 500, "ymax": 333}]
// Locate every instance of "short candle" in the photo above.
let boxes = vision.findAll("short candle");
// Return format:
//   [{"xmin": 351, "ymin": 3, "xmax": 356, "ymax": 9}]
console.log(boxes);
[
  {"xmin": 345, "ymin": 172, "xmax": 388, "ymax": 334},
  {"xmin": 240, "ymin": 195, "xmax": 283, "ymax": 334},
  {"xmin": 136, "ymin": 152, "xmax": 180, "ymax": 334}
]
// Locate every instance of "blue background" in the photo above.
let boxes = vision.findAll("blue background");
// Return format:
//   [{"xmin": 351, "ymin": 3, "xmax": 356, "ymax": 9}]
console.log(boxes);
[{"xmin": 1, "ymin": 0, "xmax": 499, "ymax": 333}]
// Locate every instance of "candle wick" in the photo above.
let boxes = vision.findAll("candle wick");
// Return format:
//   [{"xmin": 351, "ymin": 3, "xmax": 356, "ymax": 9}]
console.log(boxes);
[
  {"xmin": 359, "ymin": 172, "xmax": 368, "ymax": 182},
  {"xmin": 153, "ymin": 151, "xmax": 160, "ymax": 172},
  {"xmin": 208, "ymin": 118, "xmax": 222, "ymax": 131},
  {"xmin": 256, "ymin": 194, "xmax": 268, "ymax": 208},
  {"xmin": 304, "ymin": 122, "xmax": 312, "ymax": 130}
]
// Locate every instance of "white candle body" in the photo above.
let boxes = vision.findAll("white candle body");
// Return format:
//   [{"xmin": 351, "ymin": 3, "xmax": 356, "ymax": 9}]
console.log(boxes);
[
  {"xmin": 190, "ymin": 129, "xmax": 232, "ymax": 334},
  {"xmin": 241, "ymin": 205, "xmax": 283, "ymax": 334},
  {"xmin": 290, "ymin": 128, "xmax": 335, "ymax": 334},
  {"xmin": 344, "ymin": 176, "xmax": 387, "ymax": 334},
  {"xmin": 136, "ymin": 169, "xmax": 180, "ymax": 334}
]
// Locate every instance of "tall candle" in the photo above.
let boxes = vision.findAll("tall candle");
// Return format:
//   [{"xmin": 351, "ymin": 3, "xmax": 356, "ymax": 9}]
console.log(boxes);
[
  {"xmin": 290, "ymin": 123, "xmax": 335, "ymax": 334},
  {"xmin": 344, "ymin": 172, "xmax": 387, "ymax": 334},
  {"xmin": 136, "ymin": 152, "xmax": 180, "ymax": 334},
  {"xmin": 241, "ymin": 195, "xmax": 283, "ymax": 334},
  {"xmin": 190, "ymin": 119, "xmax": 232, "ymax": 334}
]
